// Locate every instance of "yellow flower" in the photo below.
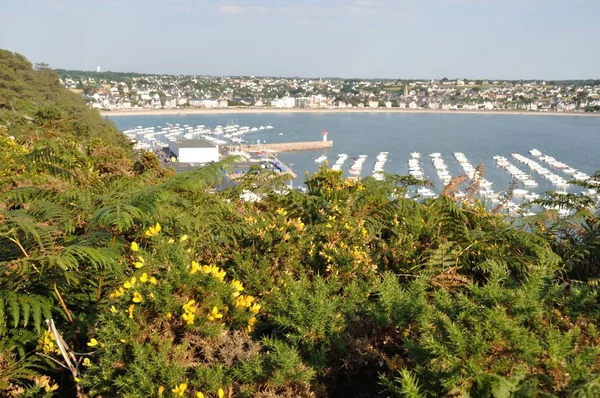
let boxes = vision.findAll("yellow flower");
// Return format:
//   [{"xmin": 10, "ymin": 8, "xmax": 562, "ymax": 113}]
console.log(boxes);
[
  {"xmin": 247, "ymin": 316, "xmax": 257, "ymax": 332},
  {"xmin": 197, "ymin": 393, "xmax": 205, "ymax": 398},
  {"xmin": 166, "ymin": 312, "xmax": 173, "ymax": 319},
  {"xmin": 150, "ymin": 276, "xmax": 157, "ymax": 285},
  {"xmin": 109, "ymin": 287, "xmax": 125, "ymax": 298},
  {"xmin": 168, "ymin": 238, "xmax": 175, "ymax": 244},
  {"xmin": 190, "ymin": 260, "xmax": 201, "ymax": 275},
  {"xmin": 83, "ymin": 358, "xmax": 91, "ymax": 366},
  {"xmin": 132, "ymin": 292, "xmax": 143, "ymax": 303},
  {"xmin": 34, "ymin": 375, "xmax": 53, "ymax": 389},
  {"xmin": 120, "ymin": 339, "xmax": 127, "ymax": 343},
  {"xmin": 182, "ymin": 300, "xmax": 197, "ymax": 325},
  {"xmin": 182, "ymin": 312, "xmax": 195, "ymax": 325},
  {"xmin": 207, "ymin": 306, "xmax": 223, "ymax": 322},
  {"xmin": 45, "ymin": 383, "xmax": 59, "ymax": 393},
  {"xmin": 172, "ymin": 383, "xmax": 188, "ymax": 396},
  {"xmin": 158, "ymin": 386, "xmax": 165, "ymax": 396},
  {"xmin": 230, "ymin": 279, "xmax": 244, "ymax": 297},
  {"xmin": 218, "ymin": 388, "xmax": 225, "ymax": 398},
  {"xmin": 74, "ymin": 377, "xmax": 81, "ymax": 383},
  {"xmin": 250, "ymin": 303, "xmax": 261, "ymax": 315},
  {"xmin": 144, "ymin": 222, "xmax": 162, "ymax": 237},
  {"xmin": 180, "ymin": 234, "xmax": 188, "ymax": 242},
  {"xmin": 87, "ymin": 338, "xmax": 98, "ymax": 347},
  {"xmin": 123, "ymin": 276, "xmax": 136, "ymax": 289},
  {"xmin": 110, "ymin": 305, "xmax": 117, "ymax": 314},
  {"xmin": 128, "ymin": 304, "xmax": 135, "ymax": 319},
  {"xmin": 130, "ymin": 241, "xmax": 139, "ymax": 252},
  {"xmin": 212, "ymin": 267, "xmax": 226, "ymax": 281}
]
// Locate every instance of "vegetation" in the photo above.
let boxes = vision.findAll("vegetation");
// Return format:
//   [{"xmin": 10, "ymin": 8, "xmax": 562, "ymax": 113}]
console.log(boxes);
[{"xmin": 2, "ymin": 50, "xmax": 600, "ymax": 397}]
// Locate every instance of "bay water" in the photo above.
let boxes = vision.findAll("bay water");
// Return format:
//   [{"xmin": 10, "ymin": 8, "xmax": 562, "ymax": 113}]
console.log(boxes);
[{"xmin": 108, "ymin": 112, "xmax": 600, "ymax": 194}]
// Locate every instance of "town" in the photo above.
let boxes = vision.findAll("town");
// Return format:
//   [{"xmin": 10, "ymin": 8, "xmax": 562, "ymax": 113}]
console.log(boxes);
[{"xmin": 56, "ymin": 70, "xmax": 600, "ymax": 113}]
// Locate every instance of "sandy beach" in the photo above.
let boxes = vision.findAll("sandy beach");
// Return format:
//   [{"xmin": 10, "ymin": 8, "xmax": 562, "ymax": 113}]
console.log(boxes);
[{"xmin": 100, "ymin": 107, "xmax": 600, "ymax": 118}]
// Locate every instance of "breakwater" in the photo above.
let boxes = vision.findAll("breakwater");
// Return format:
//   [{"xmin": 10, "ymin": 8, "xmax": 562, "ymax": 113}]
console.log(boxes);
[{"xmin": 224, "ymin": 140, "xmax": 333, "ymax": 153}]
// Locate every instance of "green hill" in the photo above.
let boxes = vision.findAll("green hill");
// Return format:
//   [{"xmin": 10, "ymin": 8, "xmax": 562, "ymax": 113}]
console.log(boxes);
[{"xmin": 2, "ymin": 50, "xmax": 600, "ymax": 397}]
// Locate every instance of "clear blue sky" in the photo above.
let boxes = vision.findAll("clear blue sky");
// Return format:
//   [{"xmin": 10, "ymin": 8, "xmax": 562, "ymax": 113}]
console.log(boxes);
[{"xmin": 1, "ymin": 0, "xmax": 598, "ymax": 79}]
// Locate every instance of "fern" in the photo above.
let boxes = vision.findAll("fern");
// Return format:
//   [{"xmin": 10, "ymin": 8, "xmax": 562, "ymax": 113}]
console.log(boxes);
[{"xmin": 0, "ymin": 291, "xmax": 53, "ymax": 333}]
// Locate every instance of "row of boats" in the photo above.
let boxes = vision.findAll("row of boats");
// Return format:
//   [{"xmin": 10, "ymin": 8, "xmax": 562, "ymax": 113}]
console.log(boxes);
[
  {"xmin": 316, "ymin": 152, "xmax": 389, "ymax": 180},
  {"xmin": 123, "ymin": 123, "xmax": 275, "ymax": 150}
]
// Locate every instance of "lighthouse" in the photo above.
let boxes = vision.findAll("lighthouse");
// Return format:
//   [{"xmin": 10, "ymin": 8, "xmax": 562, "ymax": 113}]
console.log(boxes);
[{"xmin": 322, "ymin": 129, "xmax": 328, "ymax": 142}]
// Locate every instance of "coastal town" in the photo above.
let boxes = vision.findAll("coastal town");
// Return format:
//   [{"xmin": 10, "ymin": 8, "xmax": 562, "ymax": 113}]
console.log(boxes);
[{"xmin": 57, "ymin": 70, "xmax": 600, "ymax": 114}]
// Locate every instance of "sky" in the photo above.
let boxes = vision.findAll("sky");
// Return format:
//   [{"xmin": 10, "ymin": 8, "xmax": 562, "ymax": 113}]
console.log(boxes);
[{"xmin": 1, "ymin": 0, "xmax": 599, "ymax": 79}]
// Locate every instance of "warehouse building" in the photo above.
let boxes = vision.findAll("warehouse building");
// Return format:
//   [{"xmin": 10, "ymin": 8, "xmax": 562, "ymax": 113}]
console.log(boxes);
[{"xmin": 168, "ymin": 139, "xmax": 219, "ymax": 164}]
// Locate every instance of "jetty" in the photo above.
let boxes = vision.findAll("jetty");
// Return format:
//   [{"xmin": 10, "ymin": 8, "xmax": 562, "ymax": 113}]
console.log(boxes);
[{"xmin": 223, "ymin": 140, "xmax": 332, "ymax": 153}]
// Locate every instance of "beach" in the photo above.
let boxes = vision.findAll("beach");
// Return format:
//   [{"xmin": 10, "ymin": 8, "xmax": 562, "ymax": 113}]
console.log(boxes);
[{"xmin": 100, "ymin": 107, "xmax": 600, "ymax": 117}]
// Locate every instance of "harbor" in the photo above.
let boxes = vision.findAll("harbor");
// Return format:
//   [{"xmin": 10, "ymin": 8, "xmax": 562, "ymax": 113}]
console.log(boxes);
[{"xmin": 110, "ymin": 112, "xmax": 600, "ymax": 215}]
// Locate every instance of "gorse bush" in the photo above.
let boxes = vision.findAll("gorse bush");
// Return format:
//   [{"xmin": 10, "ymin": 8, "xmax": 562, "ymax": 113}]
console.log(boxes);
[{"xmin": 2, "ymin": 49, "xmax": 600, "ymax": 397}]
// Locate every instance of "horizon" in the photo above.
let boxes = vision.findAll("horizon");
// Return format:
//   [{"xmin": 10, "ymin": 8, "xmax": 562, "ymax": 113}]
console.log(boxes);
[
  {"xmin": 2, "ymin": 0, "xmax": 599, "ymax": 80},
  {"xmin": 54, "ymin": 68, "xmax": 599, "ymax": 83}
]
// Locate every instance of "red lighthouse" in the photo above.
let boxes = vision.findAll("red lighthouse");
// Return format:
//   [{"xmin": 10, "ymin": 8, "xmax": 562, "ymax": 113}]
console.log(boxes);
[{"xmin": 322, "ymin": 129, "xmax": 328, "ymax": 142}]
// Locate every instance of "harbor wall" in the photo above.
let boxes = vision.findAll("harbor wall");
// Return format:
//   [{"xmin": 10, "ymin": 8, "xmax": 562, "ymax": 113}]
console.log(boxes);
[{"xmin": 224, "ymin": 140, "xmax": 333, "ymax": 153}]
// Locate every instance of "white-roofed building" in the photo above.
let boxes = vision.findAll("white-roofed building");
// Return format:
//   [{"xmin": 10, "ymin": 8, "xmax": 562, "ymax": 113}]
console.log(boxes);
[{"xmin": 168, "ymin": 139, "xmax": 219, "ymax": 164}]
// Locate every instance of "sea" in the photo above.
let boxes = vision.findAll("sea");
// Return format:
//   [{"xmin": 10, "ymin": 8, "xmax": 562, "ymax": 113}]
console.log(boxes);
[{"xmin": 108, "ymin": 112, "xmax": 600, "ymax": 196}]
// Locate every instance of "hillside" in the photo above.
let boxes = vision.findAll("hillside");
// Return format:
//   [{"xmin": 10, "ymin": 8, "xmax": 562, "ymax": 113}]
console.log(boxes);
[{"xmin": 2, "ymin": 50, "xmax": 600, "ymax": 397}]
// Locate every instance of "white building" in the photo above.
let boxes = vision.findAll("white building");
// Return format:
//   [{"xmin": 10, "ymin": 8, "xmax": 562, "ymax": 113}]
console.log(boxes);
[
  {"xmin": 271, "ymin": 97, "xmax": 296, "ymax": 108},
  {"xmin": 168, "ymin": 139, "xmax": 219, "ymax": 164}
]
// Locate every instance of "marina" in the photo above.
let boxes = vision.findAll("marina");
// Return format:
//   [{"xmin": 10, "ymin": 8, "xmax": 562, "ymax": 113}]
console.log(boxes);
[{"xmin": 110, "ymin": 112, "xmax": 600, "ymax": 214}]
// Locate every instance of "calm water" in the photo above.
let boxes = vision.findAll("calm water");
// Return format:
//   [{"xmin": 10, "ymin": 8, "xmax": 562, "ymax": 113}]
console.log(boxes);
[{"xmin": 108, "ymin": 113, "xmax": 600, "ymax": 193}]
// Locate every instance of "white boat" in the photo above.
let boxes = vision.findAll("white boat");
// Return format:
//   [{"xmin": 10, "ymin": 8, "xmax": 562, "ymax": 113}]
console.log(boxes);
[
  {"xmin": 315, "ymin": 155, "xmax": 327, "ymax": 164},
  {"xmin": 410, "ymin": 152, "xmax": 421, "ymax": 158},
  {"xmin": 529, "ymin": 148, "xmax": 542, "ymax": 158}
]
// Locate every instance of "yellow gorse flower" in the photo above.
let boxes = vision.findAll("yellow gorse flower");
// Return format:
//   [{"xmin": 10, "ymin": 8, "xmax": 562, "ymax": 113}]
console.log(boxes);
[
  {"xmin": 83, "ymin": 358, "xmax": 91, "ymax": 366},
  {"xmin": 134, "ymin": 255, "xmax": 145, "ymax": 269},
  {"xmin": 150, "ymin": 276, "xmax": 157, "ymax": 285},
  {"xmin": 132, "ymin": 292, "xmax": 143, "ymax": 303},
  {"xmin": 140, "ymin": 273, "xmax": 148, "ymax": 283},
  {"xmin": 158, "ymin": 386, "xmax": 165, "ymax": 396},
  {"xmin": 87, "ymin": 338, "xmax": 98, "ymax": 347},
  {"xmin": 130, "ymin": 241, "xmax": 139, "ymax": 252},
  {"xmin": 247, "ymin": 316, "xmax": 257, "ymax": 332},
  {"xmin": 201, "ymin": 264, "xmax": 226, "ymax": 281},
  {"xmin": 235, "ymin": 295, "xmax": 255, "ymax": 309},
  {"xmin": 197, "ymin": 392, "xmax": 205, "ymax": 398},
  {"xmin": 37, "ymin": 330, "xmax": 60, "ymax": 355},
  {"xmin": 123, "ymin": 276, "xmax": 136, "ymax": 289},
  {"xmin": 250, "ymin": 303, "xmax": 261, "ymax": 315},
  {"xmin": 109, "ymin": 287, "xmax": 125, "ymax": 298},
  {"xmin": 144, "ymin": 222, "xmax": 161, "ymax": 237},
  {"xmin": 218, "ymin": 388, "xmax": 225, "ymax": 398},
  {"xmin": 172, "ymin": 383, "xmax": 188, "ymax": 397},
  {"xmin": 230, "ymin": 279, "xmax": 244, "ymax": 297},
  {"xmin": 190, "ymin": 260, "xmax": 201, "ymax": 275},
  {"xmin": 182, "ymin": 300, "xmax": 196, "ymax": 325},
  {"xmin": 207, "ymin": 306, "xmax": 223, "ymax": 322},
  {"xmin": 45, "ymin": 383, "xmax": 59, "ymax": 393},
  {"xmin": 128, "ymin": 304, "xmax": 135, "ymax": 319},
  {"xmin": 110, "ymin": 305, "xmax": 117, "ymax": 314},
  {"xmin": 180, "ymin": 234, "xmax": 188, "ymax": 242}
]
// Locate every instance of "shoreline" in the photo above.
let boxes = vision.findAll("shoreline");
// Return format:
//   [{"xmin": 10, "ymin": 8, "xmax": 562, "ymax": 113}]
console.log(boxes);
[{"xmin": 100, "ymin": 108, "xmax": 600, "ymax": 118}]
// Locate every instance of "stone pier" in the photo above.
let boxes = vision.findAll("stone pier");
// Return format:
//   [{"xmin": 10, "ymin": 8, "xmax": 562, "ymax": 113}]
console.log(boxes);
[{"xmin": 224, "ymin": 140, "xmax": 333, "ymax": 153}]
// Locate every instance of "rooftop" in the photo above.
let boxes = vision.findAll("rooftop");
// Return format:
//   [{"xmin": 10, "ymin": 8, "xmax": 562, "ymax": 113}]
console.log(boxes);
[{"xmin": 172, "ymin": 139, "xmax": 216, "ymax": 149}]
